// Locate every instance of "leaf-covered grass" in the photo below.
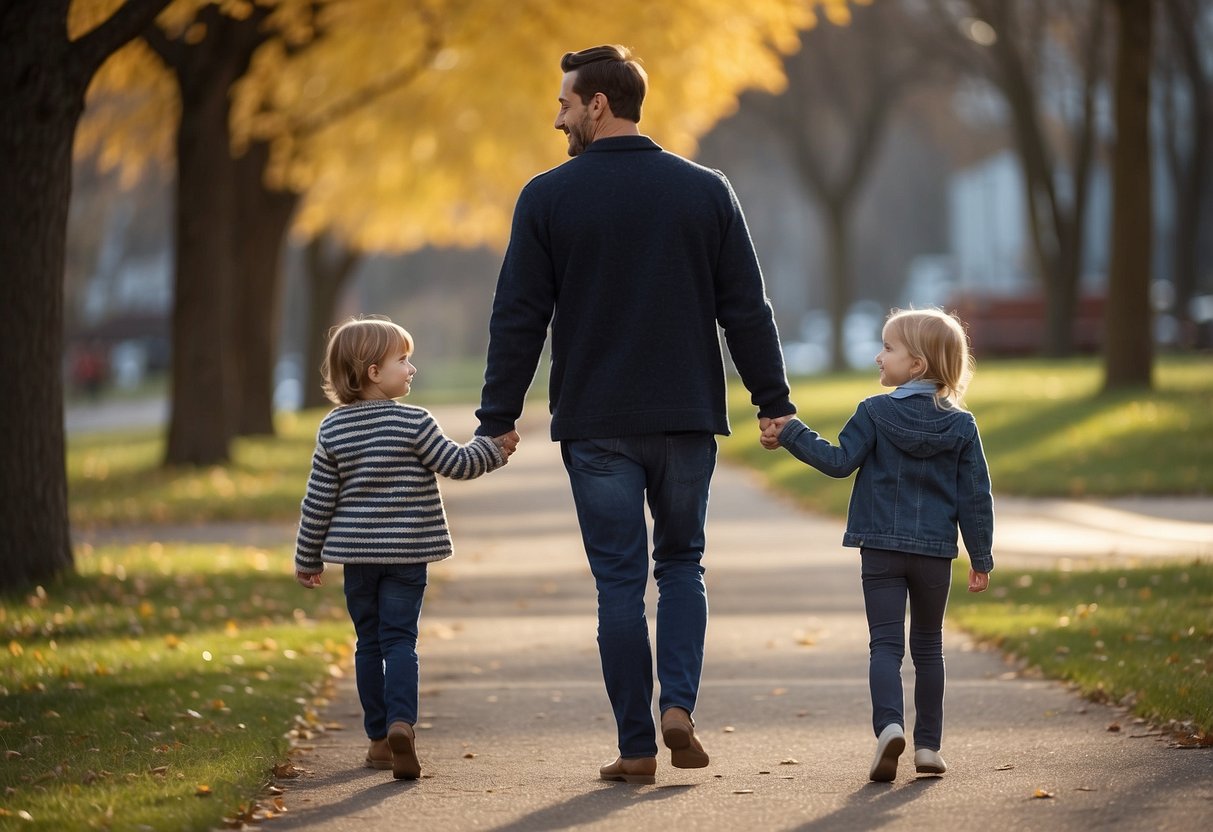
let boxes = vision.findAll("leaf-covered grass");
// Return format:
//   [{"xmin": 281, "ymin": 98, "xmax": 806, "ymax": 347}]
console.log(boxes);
[
  {"xmin": 723, "ymin": 355, "xmax": 1213, "ymax": 518},
  {"xmin": 68, "ymin": 411, "xmax": 321, "ymax": 529},
  {"xmin": 0, "ymin": 543, "xmax": 351, "ymax": 831},
  {"xmin": 947, "ymin": 559, "xmax": 1213, "ymax": 737}
]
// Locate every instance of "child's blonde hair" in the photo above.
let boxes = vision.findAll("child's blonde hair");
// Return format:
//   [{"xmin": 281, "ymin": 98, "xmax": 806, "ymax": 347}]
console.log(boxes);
[
  {"xmin": 884, "ymin": 308, "xmax": 974, "ymax": 408},
  {"xmin": 321, "ymin": 315, "xmax": 414, "ymax": 405}
]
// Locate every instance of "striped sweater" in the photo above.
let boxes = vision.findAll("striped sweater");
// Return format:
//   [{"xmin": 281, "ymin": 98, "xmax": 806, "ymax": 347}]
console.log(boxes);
[{"xmin": 295, "ymin": 399, "xmax": 505, "ymax": 572}]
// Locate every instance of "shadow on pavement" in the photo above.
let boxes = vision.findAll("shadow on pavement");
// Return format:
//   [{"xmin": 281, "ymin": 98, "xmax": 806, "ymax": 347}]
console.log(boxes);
[{"xmin": 484, "ymin": 782, "xmax": 697, "ymax": 832}]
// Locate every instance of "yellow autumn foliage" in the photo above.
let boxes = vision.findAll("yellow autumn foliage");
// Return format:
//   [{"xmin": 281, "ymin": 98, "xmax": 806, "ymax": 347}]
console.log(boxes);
[{"xmin": 74, "ymin": 0, "xmax": 865, "ymax": 251}]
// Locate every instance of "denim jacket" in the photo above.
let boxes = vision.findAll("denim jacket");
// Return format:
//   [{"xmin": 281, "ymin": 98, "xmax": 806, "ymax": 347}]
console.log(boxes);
[{"xmin": 778, "ymin": 387, "xmax": 994, "ymax": 572}]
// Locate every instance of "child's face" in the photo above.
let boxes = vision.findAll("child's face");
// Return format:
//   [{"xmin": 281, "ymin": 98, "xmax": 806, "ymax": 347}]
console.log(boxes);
[
  {"xmin": 875, "ymin": 326, "xmax": 923, "ymax": 388},
  {"xmin": 367, "ymin": 349, "xmax": 416, "ymax": 399}
]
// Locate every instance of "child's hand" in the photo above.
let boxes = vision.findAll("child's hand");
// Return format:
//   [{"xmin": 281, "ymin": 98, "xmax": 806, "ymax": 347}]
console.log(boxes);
[
  {"xmin": 296, "ymin": 570, "xmax": 323, "ymax": 589},
  {"xmin": 968, "ymin": 569, "xmax": 989, "ymax": 593},
  {"xmin": 493, "ymin": 430, "xmax": 520, "ymax": 460},
  {"xmin": 758, "ymin": 415, "xmax": 791, "ymax": 450}
]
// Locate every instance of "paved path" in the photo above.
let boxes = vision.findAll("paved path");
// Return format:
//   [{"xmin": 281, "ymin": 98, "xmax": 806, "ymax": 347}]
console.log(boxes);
[{"xmin": 75, "ymin": 407, "xmax": 1213, "ymax": 831}]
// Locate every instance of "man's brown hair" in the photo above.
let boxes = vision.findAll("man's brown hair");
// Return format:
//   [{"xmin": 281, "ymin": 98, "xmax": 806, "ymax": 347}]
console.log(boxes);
[{"xmin": 560, "ymin": 45, "xmax": 647, "ymax": 123}]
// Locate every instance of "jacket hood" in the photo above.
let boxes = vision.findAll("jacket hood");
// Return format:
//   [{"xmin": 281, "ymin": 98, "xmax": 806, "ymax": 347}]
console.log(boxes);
[{"xmin": 864, "ymin": 395, "xmax": 971, "ymax": 459}]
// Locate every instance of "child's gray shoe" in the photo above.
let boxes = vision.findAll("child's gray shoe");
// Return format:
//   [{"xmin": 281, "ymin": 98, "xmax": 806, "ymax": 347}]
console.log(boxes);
[
  {"xmin": 869, "ymin": 723, "xmax": 905, "ymax": 782},
  {"xmin": 914, "ymin": 748, "xmax": 947, "ymax": 775}
]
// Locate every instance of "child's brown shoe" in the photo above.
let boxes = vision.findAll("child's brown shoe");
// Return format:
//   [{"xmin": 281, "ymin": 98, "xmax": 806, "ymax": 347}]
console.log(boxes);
[
  {"xmin": 661, "ymin": 707, "xmax": 710, "ymax": 768},
  {"xmin": 599, "ymin": 756, "xmax": 657, "ymax": 784},
  {"xmin": 387, "ymin": 721, "xmax": 421, "ymax": 780},
  {"xmin": 365, "ymin": 737, "xmax": 392, "ymax": 770}
]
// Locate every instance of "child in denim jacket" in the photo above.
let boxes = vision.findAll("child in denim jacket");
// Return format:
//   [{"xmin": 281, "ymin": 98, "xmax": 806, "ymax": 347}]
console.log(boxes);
[{"xmin": 762, "ymin": 308, "xmax": 993, "ymax": 782}]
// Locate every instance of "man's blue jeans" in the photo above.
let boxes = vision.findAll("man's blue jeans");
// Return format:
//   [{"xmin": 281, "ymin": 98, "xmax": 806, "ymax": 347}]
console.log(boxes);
[
  {"xmin": 343, "ymin": 562, "xmax": 428, "ymax": 739},
  {"xmin": 562, "ymin": 433, "xmax": 716, "ymax": 758},
  {"xmin": 860, "ymin": 547, "xmax": 952, "ymax": 751}
]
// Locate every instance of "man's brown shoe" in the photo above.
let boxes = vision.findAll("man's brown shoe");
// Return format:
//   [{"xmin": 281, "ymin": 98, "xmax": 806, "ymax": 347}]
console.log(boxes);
[
  {"xmin": 661, "ymin": 707, "xmax": 709, "ymax": 768},
  {"xmin": 365, "ymin": 737, "xmax": 392, "ymax": 770},
  {"xmin": 599, "ymin": 756, "xmax": 657, "ymax": 784},
  {"xmin": 387, "ymin": 721, "xmax": 421, "ymax": 780}
]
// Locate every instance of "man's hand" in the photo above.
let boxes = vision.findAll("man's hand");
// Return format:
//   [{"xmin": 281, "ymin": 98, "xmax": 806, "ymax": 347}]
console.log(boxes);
[{"xmin": 758, "ymin": 415, "xmax": 793, "ymax": 450}]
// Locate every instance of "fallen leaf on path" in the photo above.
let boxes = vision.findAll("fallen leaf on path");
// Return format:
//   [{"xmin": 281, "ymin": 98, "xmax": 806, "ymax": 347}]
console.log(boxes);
[
  {"xmin": 273, "ymin": 763, "xmax": 303, "ymax": 779},
  {"xmin": 463, "ymin": 752, "xmax": 477, "ymax": 759},
  {"xmin": 1032, "ymin": 789, "xmax": 1054, "ymax": 799},
  {"xmin": 733, "ymin": 790, "xmax": 754, "ymax": 795},
  {"xmin": 780, "ymin": 759, "xmax": 800, "ymax": 765},
  {"xmin": 995, "ymin": 764, "xmax": 1015, "ymax": 771},
  {"xmin": 1107, "ymin": 722, "xmax": 1121, "ymax": 732},
  {"xmin": 722, "ymin": 726, "xmax": 736, "ymax": 733},
  {"xmin": 1075, "ymin": 786, "xmax": 1096, "ymax": 792}
]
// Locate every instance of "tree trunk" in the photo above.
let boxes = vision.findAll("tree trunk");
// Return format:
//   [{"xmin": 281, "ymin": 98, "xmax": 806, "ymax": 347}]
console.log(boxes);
[
  {"xmin": 1162, "ymin": 0, "xmax": 1210, "ymax": 347},
  {"xmin": 231, "ymin": 140, "xmax": 299, "ymax": 436},
  {"xmin": 0, "ymin": 0, "xmax": 172, "ymax": 591},
  {"xmin": 155, "ymin": 8, "xmax": 269, "ymax": 464},
  {"xmin": 302, "ymin": 236, "xmax": 362, "ymax": 409},
  {"xmin": 163, "ymin": 62, "xmax": 238, "ymax": 464},
  {"xmin": 0, "ymin": 23, "xmax": 80, "ymax": 589},
  {"xmin": 1043, "ymin": 220, "xmax": 1082, "ymax": 357},
  {"xmin": 1104, "ymin": 0, "xmax": 1154, "ymax": 390},
  {"xmin": 824, "ymin": 205, "xmax": 853, "ymax": 373}
]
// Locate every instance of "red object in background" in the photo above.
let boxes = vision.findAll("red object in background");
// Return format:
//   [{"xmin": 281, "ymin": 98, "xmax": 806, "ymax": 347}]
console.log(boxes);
[{"xmin": 948, "ymin": 293, "xmax": 1106, "ymax": 356}]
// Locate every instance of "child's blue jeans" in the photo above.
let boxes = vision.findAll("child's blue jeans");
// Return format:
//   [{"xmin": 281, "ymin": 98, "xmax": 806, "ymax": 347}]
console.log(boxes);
[
  {"xmin": 343, "ymin": 562, "xmax": 428, "ymax": 739},
  {"xmin": 860, "ymin": 546, "xmax": 953, "ymax": 751}
]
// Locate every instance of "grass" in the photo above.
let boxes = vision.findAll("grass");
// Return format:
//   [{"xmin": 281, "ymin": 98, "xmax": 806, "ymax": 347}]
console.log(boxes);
[
  {"xmin": 723, "ymin": 355, "xmax": 1213, "ymax": 518},
  {"xmin": 0, "ymin": 543, "xmax": 351, "ymax": 831},
  {"xmin": 68, "ymin": 411, "xmax": 321, "ymax": 529},
  {"xmin": 947, "ymin": 559, "xmax": 1213, "ymax": 738}
]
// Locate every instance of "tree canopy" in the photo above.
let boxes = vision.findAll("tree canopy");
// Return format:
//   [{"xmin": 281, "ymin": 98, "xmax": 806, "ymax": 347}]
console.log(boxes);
[{"xmin": 77, "ymin": 0, "xmax": 864, "ymax": 254}]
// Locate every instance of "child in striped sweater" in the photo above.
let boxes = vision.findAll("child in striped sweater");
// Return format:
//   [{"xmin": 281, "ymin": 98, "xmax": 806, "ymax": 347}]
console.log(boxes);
[{"xmin": 295, "ymin": 316, "xmax": 518, "ymax": 780}]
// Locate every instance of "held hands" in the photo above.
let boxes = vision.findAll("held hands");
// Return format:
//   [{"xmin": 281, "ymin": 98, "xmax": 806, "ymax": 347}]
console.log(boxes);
[
  {"xmin": 759, "ymin": 415, "xmax": 794, "ymax": 450},
  {"xmin": 493, "ymin": 430, "xmax": 521, "ymax": 461},
  {"xmin": 968, "ymin": 568, "xmax": 990, "ymax": 593},
  {"xmin": 296, "ymin": 570, "xmax": 323, "ymax": 589}
]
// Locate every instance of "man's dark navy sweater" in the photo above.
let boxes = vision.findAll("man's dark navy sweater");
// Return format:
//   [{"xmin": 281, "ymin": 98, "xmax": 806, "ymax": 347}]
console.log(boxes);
[{"xmin": 476, "ymin": 135, "xmax": 795, "ymax": 441}]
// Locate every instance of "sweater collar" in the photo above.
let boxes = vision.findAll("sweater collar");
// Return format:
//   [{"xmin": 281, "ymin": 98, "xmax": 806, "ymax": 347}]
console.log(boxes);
[{"xmin": 583, "ymin": 135, "xmax": 663, "ymax": 154}]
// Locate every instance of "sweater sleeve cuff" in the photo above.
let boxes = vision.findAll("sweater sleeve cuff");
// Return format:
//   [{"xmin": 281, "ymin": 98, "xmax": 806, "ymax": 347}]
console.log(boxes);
[
  {"xmin": 476, "ymin": 419, "xmax": 516, "ymax": 438},
  {"xmin": 757, "ymin": 400, "xmax": 797, "ymax": 420},
  {"xmin": 477, "ymin": 435, "xmax": 506, "ymax": 467}
]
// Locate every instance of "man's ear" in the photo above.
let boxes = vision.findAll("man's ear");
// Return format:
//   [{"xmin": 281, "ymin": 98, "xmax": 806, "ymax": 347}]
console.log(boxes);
[{"xmin": 590, "ymin": 91, "xmax": 609, "ymax": 119}]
